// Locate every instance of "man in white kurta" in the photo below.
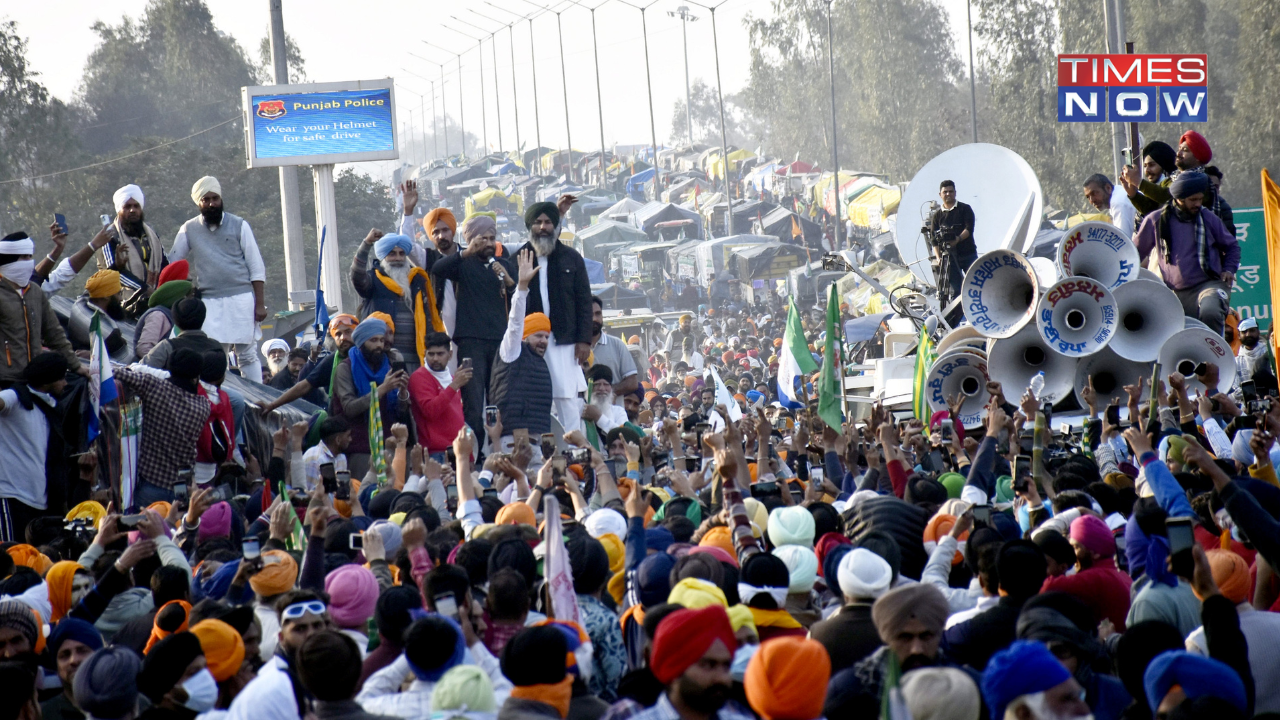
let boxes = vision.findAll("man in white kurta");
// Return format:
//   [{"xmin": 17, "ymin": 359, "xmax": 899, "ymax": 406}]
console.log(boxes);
[{"xmin": 170, "ymin": 176, "xmax": 267, "ymax": 382}]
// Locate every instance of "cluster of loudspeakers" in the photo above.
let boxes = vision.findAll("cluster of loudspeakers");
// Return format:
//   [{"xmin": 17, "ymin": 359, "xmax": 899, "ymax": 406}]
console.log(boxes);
[{"xmin": 925, "ymin": 221, "xmax": 1236, "ymax": 428}]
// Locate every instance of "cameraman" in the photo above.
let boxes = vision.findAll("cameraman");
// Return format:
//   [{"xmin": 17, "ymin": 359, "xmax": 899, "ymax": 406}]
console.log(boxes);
[{"xmin": 928, "ymin": 180, "xmax": 978, "ymax": 305}]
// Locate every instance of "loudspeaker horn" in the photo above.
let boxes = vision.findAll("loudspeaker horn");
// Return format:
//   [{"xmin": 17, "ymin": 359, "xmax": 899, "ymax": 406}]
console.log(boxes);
[
  {"xmin": 1035, "ymin": 277, "xmax": 1119, "ymax": 357},
  {"xmin": 1057, "ymin": 221, "xmax": 1140, "ymax": 289},
  {"xmin": 926, "ymin": 351, "xmax": 991, "ymax": 430},
  {"xmin": 988, "ymin": 323, "xmax": 1078, "ymax": 404},
  {"xmin": 1074, "ymin": 347, "xmax": 1154, "ymax": 407},
  {"xmin": 1158, "ymin": 327, "xmax": 1237, "ymax": 393},
  {"xmin": 1184, "ymin": 316, "xmax": 1210, "ymax": 331},
  {"xmin": 935, "ymin": 326, "xmax": 986, "ymax": 356},
  {"xmin": 1139, "ymin": 267, "xmax": 1161, "ymax": 282},
  {"xmin": 962, "ymin": 249, "xmax": 1040, "ymax": 338},
  {"xmin": 1029, "ymin": 257, "xmax": 1059, "ymax": 288},
  {"xmin": 1109, "ymin": 279, "xmax": 1186, "ymax": 362}
]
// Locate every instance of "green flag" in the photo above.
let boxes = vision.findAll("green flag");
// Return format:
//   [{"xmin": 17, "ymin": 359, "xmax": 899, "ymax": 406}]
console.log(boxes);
[
  {"xmin": 279, "ymin": 480, "xmax": 307, "ymax": 552},
  {"xmin": 369, "ymin": 381, "xmax": 388, "ymax": 487},
  {"xmin": 912, "ymin": 323, "xmax": 936, "ymax": 421},
  {"xmin": 817, "ymin": 283, "xmax": 843, "ymax": 431}
]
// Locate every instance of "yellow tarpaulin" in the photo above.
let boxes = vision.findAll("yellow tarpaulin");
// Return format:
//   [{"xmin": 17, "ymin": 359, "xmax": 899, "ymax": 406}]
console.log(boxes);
[
  {"xmin": 464, "ymin": 186, "xmax": 524, "ymax": 218},
  {"xmin": 847, "ymin": 186, "xmax": 901, "ymax": 228},
  {"xmin": 709, "ymin": 149, "xmax": 757, "ymax": 180},
  {"xmin": 1057, "ymin": 212, "xmax": 1111, "ymax": 230}
]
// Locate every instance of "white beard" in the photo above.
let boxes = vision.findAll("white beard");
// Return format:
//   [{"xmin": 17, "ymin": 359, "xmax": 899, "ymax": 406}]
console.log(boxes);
[
  {"xmin": 530, "ymin": 233, "xmax": 557, "ymax": 257},
  {"xmin": 267, "ymin": 357, "xmax": 287, "ymax": 375},
  {"xmin": 379, "ymin": 258, "xmax": 415, "ymax": 307},
  {"xmin": 592, "ymin": 390, "xmax": 615, "ymax": 411}
]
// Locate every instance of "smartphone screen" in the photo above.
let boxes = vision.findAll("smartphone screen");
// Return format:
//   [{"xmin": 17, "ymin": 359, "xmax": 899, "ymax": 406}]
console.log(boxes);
[
  {"xmin": 1166, "ymin": 518, "xmax": 1195, "ymax": 555},
  {"xmin": 348, "ymin": 533, "xmax": 363, "ymax": 550},
  {"xmin": 242, "ymin": 537, "xmax": 260, "ymax": 559},
  {"xmin": 1013, "ymin": 454, "xmax": 1032, "ymax": 492},
  {"xmin": 1106, "ymin": 404, "xmax": 1120, "ymax": 426},
  {"xmin": 435, "ymin": 593, "xmax": 459, "ymax": 619},
  {"xmin": 972, "ymin": 505, "xmax": 992, "ymax": 524},
  {"xmin": 460, "ymin": 357, "xmax": 473, "ymax": 371},
  {"xmin": 485, "ymin": 405, "xmax": 499, "ymax": 426},
  {"xmin": 54, "ymin": 213, "xmax": 68, "ymax": 234},
  {"xmin": 391, "ymin": 360, "xmax": 407, "ymax": 374}
]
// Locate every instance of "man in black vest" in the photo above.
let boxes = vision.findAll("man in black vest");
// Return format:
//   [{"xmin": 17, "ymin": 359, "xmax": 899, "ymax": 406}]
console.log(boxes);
[{"xmin": 490, "ymin": 252, "xmax": 553, "ymax": 449}]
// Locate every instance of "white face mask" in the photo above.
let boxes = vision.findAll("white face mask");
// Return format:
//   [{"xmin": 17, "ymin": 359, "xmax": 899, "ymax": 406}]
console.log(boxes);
[
  {"xmin": 0, "ymin": 259, "xmax": 34, "ymax": 287},
  {"xmin": 180, "ymin": 668, "xmax": 218, "ymax": 713}
]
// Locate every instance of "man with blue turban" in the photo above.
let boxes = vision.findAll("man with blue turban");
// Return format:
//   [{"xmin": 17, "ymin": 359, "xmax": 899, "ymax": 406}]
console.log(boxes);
[
  {"xmin": 350, "ymin": 227, "xmax": 445, "ymax": 374},
  {"xmin": 1134, "ymin": 169, "xmax": 1239, "ymax": 334},
  {"xmin": 330, "ymin": 317, "xmax": 409, "ymax": 478},
  {"xmin": 982, "ymin": 640, "xmax": 1090, "ymax": 720}
]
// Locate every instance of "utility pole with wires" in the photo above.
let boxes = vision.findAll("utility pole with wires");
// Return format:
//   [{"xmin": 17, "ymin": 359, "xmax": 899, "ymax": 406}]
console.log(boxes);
[
  {"xmin": 668, "ymin": 6, "xmax": 698, "ymax": 147},
  {"xmin": 267, "ymin": 0, "xmax": 307, "ymax": 310}
]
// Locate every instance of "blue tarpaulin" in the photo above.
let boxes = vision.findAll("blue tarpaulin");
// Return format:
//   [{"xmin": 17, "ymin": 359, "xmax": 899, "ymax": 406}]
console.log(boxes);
[{"xmin": 585, "ymin": 257, "xmax": 605, "ymax": 284}]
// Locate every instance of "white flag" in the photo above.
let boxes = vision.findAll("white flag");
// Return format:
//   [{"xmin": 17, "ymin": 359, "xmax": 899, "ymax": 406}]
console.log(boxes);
[{"xmin": 542, "ymin": 495, "xmax": 582, "ymax": 627}]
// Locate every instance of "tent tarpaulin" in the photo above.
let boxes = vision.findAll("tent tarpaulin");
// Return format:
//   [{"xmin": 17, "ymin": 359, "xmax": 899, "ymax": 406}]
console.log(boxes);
[
  {"xmin": 591, "ymin": 282, "xmax": 650, "ymax": 310},
  {"xmin": 601, "ymin": 197, "xmax": 646, "ymax": 223},
  {"xmin": 759, "ymin": 206, "xmax": 823, "ymax": 248},
  {"xmin": 776, "ymin": 161, "xmax": 819, "ymax": 175},
  {"xmin": 464, "ymin": 186, "xmax": 524, "ymax": 217},
  {"xmin": 846, "ymin": 186, "xmax": 901, "ymax": 228},
  {"xmin": 576, "ymin": 220, "xmax": 649, "ymax": 262},
  {"xmin": 710, "ymin": 148, "xmax": 758, "ymax": 180},
  {"xmin": 729, "ymin": 200, "xmax": 780, "ymax": 234},
  {"xmin": 626, "ymin": 168, "xmax": 657, "ymax": 197},
  {"xmin": 728, "ymin": 241, "xmax": 808, "ymax": 280},
  {"xmin": 694, "ymin": 234, "xmax": 775, "ymax": 283},
  {"xmin": 634, "ymin": 201, "xmax": 703, "ymax": 237},
  {"xmin": 746, "ymin": 163, "xmax": 780, "ymax": 190}
]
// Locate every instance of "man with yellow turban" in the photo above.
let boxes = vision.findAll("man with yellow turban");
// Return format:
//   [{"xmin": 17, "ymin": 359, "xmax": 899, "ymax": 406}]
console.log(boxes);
[
  {"xmin": 96, "ymin": 183, "xmax": 167, "ymax": 304},
  {"xmin": 490, "ymin": 252, "xmax": 554, "ymax": 451},
  {"xmin": 170, "ymin": 176, "xmax": 267, "ymax": 381}
]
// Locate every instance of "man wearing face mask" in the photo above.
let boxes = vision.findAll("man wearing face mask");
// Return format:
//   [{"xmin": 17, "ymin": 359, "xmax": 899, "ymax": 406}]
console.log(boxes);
[
  {"xmin": 1234, "ymin": 317, "xmax": 1270, "ymax": 384},
  {"xmin": 0, "ymin": 232, "xmax": 84, "ymax": 387},
  {"xmin": 170, "ymin": 176, "xmax": 267, "ymax": 382},
  {"xmin": 137, "ymin": 631, "xmax": 217, "ymax": 720}
]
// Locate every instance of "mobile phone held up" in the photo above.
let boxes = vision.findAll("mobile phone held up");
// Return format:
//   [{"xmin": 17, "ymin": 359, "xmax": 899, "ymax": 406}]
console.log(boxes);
[
  {"xmin": 53, "ymin": 213, "xmax": 68, "ymax": 235},
  {"xmin": 484, "ymin": 405, "xmax": 499, "ymax": 427},
  {"xmin": 320, "ymin": 462, "xmax": 337, "ymax": 495},
  {"xmin": 242, "ymin": 537, "xmax": 260, "ymax": 560},
  {"xmin": 434, "ymin": 592, "xmax": 459, "ymax": 620}
]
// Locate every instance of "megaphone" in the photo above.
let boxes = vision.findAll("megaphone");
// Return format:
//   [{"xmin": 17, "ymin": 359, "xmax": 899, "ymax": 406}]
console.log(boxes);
[
  {"xmin": 926, "ymin": 351, "xmax": 990, "ymax": 429},
  {"xmin": 1158, "ymin": 327, "xmax": 1237, "ymax": 393},
  {"xmin": 1035, "ymin": 277, "xmax": 1119, "ymax": 357},
  {"xmin": 1028, "ymin": 257, "xmax": 1059, "ymax": 288},
  {"xmin": 1074, "ymin": 347, "xmax": 1154, "ymax": 407},
  {"xmin": 961, "ymin": 249, "xmax": 1039, "ymax": 338},
  {"xmin": 1109, "ymin": 279, "xmax": 1185, "ymax": 362},
  {"xmin": 936, "ymin": 326, "xmax": 987, "ymax": 356},
  {"xmin": 988, "ymin": 323, "xmax": 1078, "ymax": 404},
  {"xmin": 1057, "ymin": 221, "xmax": 1140, "ymax": 289}
]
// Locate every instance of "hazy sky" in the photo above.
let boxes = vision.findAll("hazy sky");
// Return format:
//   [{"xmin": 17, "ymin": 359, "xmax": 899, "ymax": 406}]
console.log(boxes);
[{"xmin": 5, "ymin": 0, "xmax": 979, "ymax": 163}]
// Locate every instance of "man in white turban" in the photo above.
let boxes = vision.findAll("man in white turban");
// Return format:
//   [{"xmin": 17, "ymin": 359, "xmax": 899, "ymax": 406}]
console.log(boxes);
[
  {"xmin": 0, "ymin": 232, "xmax": 84, "ymax": 387},
  {"xmin": 97, "ymin": 184, "xmax": 166, "ymax": 307},
  {"xmin": 170, "ymin": 176, "xmax": 267, "ymax": 382}
]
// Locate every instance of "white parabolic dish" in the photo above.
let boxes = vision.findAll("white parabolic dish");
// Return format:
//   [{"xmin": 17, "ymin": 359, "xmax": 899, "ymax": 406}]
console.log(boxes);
[{"xmin": 894, "ymin": 143, "xmax": 1044, "ymax": 286}]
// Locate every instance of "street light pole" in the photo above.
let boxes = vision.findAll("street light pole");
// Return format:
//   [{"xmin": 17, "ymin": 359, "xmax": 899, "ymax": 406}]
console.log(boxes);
[
  {"xmin": 589, "ymin": 6, "xmax": 607, "ymax": 186},
  {"xmin": 467, "ymin": 10, "xmax": 516, "ymax": 158},
  {"xmin": 709, "ymin": 6, "xmax": 731, "ymax": 233},
  {"xmin": 966, "ymin": 0, "xmax": 978, "ymax": 143},
  {"xmin": 619, "ymin": 0, "xmax": 662, "ymax": 195},
  {"xmin": 453, "ymin": 16, "xmax": 504, "ymax": 155},
  {"xmin": 556, "ymin": 11, "xmax": 574, "ymax": 182},
  {"xmin": 669, "ymin": 7, "xmax": 698, "ymax": 145},
  {"xmin": 422, "ymin": 42, "xmax": 468, "ymax": 160},
  {"xmin": 482, "ymin": 3, "xmax": 531, "ymax": 166},
  {"xmin": 826, "ymin": 0, "xmax": 842, "ymax": 249}
]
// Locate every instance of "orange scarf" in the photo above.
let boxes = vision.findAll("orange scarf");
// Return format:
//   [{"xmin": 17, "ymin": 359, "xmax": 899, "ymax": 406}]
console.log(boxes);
[
  {"xmin": 619, "ymin": 603, "xmax": 646, "ymax": 630},
  {"xmin": 374, "ymin": 267, "xmax": 445, "ymax": 366},
  {"xmin": 46, "ymin": 561, "xmax": 82, "ymax": 622},
  {"xmin": 510, "ymin": 677, "xmax": 573, "ymax": 719}
]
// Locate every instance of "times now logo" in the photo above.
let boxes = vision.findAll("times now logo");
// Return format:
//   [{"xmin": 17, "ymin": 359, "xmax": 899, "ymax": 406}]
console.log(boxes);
[{"xmin": 1056, "ymin": 54, "xmax": 1207, "ymax": 123}]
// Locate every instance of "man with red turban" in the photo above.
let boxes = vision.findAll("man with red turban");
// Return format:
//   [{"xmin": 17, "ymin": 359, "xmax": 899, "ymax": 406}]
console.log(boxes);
[
  {"xmin": 1041, "ymin": 515, "xmax": 1133, "ymax": 631},
  {"xmin": 631, "ymin": 605, "xmax": 751, "ymax": 720}
]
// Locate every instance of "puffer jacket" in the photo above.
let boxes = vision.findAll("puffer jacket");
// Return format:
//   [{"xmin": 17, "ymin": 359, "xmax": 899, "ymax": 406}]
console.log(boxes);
[
  {"xmin": 0, "ymin": 279, "xmax": 81, "ymax": 384},
  {"xmin": 842, "ymin": 495, "xmax": 929, "ymax": 581}
]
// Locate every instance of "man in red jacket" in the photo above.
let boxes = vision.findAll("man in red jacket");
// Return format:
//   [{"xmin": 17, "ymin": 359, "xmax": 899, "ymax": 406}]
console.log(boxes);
[
  {"xmin": 1042, "ymin": 514, "xmax": 1133, "ymax": 631},
  {"xmin": 409, "ymin": 331, "xmax": 471, "ymax": 460}
]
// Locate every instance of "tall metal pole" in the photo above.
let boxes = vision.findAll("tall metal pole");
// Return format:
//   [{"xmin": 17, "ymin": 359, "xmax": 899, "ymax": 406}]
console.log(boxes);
[
  {"xmin": 507, "ymin": 26, "xmax": 521, "ymax": 160},
  {"xmin": 826, "ymin": 0, "xmax": 842, "ymax": 249},
  {"xmin": 453, "ymin": 16, "xmax": 504, "ymax": 155},
  {"xmin": 457, "ymin": 55, "xmax": 466, "ymax": 158},
  {"xmin": 1114, "ymin": 0, "xmax": 1133, "ymax": 169},
  {"xmin": 430, "ymin": 80, "xmax": 440, "ymax": 159},
  {"xmin": 709, "ymin": 6, "xmax": 731, "ymax": 236},
  {"xmin": 475, "ymin": 40, "xmax": 488, "ymax": 153},
  {"xmin": 680, "ymin": 10, "xmax": 694, "ymax": 144},
  {"xmin": 589, "ymin": 7, "xmax": 607, "ymax": 186},
  {"xmin": 268, "ymin": 0, "xmax": 307, "ymax": 310},
  {"xmin": 966, "ymin": 0, "xmax": 978, "ymax": 144},
  {"xmin": 1102, "ymin": 0, "xmax": 1121, "ymax": 179},
  {"xmin": 556, "ymin": 12, "xmax": 574, "ymax": 182},
  {"xmin": 529, "ymin": 21, "xmax": 543, "ymax": 175},
  {"xmin": 638, "ymin": 6, "xmax": 661, "ymax": 194}
]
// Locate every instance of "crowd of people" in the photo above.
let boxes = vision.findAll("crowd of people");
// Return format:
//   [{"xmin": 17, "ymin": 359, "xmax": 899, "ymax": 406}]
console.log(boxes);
[{"xmin": 0, "ymin": 124, "xmax": 1277, "ymax": 720}]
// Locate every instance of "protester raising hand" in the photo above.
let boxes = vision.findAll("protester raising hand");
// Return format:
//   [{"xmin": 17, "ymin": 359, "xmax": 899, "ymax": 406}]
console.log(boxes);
[{"xmin": 517, "ymin": 250, "xmax": 539, "ymax": 291}]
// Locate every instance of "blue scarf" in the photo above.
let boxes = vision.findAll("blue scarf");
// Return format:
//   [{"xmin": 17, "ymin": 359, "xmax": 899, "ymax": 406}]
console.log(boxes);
[{"xmin": 350, "ymin": 347, "xmax": 397, "ymax": 416}]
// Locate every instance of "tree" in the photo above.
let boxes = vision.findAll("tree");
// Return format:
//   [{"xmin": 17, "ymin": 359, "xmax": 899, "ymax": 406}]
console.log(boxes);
[
  {"xmin": 256, "ymin": 33, "xmax": 308, "ymax": 85},
  {"xmin": 670, "ymin": 78, "xmax": 749, "ymax": 147}
]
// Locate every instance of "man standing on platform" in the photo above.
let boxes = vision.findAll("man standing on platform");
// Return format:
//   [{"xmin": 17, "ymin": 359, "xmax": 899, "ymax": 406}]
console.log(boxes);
[
  {"xmin": 520, "ymin": 199, "xmax": 592, "ymax": 434},
  {"xmin": 170, "ymin": 176, "xmax": 267, "ymax": 382},
  {"xmin": 928, "ymin": 180, "xmax": 977, "ymax": 308},
  {"xmin": 98, "ymin": 184, "xmax": 167, "ymax": 308}
]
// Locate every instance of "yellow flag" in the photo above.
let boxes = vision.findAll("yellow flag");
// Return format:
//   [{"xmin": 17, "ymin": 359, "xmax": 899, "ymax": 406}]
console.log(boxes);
[{"xmin": 1263, "ymin": 169, "xmax": 1280, "ymax": 377}]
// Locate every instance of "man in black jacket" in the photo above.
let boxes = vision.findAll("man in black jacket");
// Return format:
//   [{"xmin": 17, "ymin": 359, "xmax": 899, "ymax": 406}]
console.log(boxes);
[
  {"xmin": 432, "ymin": 214, "xmax": 516, "ymax": 441},
  {"xmin": 521, "ymin": 199, "xmax": 593, "ymax": 434}
]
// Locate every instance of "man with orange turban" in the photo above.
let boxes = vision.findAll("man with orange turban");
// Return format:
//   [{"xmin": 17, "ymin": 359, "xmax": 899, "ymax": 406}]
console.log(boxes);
[
  {"xmin": 401, "ymin": 181, "xmax": 460, "ymax": 339},
  {"xmin": 745, "ymin": 637, "xmax": 831, "ymax": 720},
  {"xmin": 636, "ymin": 605, "xmax": 743, "ymax": 720},
  {"xmin": 490, "ymin": 252, "xmax": 555, "ymax": 450}
]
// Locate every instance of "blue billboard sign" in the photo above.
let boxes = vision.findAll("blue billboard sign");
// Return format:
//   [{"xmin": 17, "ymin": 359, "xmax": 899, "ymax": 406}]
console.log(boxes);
[{"xmin": 242, "ymin": 80, "xmax": 398, "ymax": 167}]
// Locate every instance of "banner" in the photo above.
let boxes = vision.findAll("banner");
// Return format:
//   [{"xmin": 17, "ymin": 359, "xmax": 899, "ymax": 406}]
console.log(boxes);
[
  {"xmin": 542, "ymin": 495, "xmax": 582, "ymax": 627},
  {"xmin": 119, "ymin": 401, "xmax": 142, "ymax": 510},
  {"xmin": 1229, "ymin": 207, "xmax": 1270, "ymax": 329}
]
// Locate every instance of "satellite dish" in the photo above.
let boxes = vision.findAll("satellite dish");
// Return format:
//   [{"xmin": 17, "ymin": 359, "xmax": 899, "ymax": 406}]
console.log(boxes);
[{"xmin": 895, "ymin": 144, "xmax": 1044, "ymax": 286}]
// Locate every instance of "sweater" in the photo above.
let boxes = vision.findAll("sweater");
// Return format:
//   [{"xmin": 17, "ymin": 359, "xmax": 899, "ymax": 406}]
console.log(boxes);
[
  {"xmin": 408, "ymin": 367, "xmax": 465, "ymax": 454},
  {"xmin": 173, "ymin": 213, "xmax": 263, "ymax": 299}
]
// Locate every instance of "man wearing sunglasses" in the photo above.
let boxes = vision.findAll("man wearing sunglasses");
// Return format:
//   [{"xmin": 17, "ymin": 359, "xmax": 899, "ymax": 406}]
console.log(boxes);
[{"xmin": 227, "ymin": 590, "xmax": 332, "ymax": 720}]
